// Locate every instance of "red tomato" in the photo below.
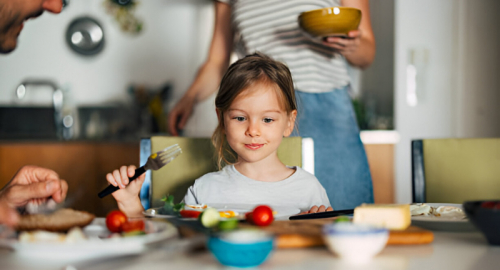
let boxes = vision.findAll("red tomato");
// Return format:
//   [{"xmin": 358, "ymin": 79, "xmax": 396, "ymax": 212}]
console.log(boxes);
[
  {"xmin": 106, "ymin": 210, "xmax": 127, "ymax": 233},
  {"xmin": 122, "ymin": 220, "xmax": 146, "ymax": 232},
  {"xmin": 179, "ymin": 210, "xmax": 202, "ymax": 218},
  {"xmin": 247, "ymin": 205, "xmax": 274, "ymax": 226}
]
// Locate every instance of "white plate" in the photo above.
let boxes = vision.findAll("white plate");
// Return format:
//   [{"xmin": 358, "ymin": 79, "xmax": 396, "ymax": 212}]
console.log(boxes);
[
  {"xmin": 144, "ymin": 204, "xmax": 301, "ymax": 220},
  {"xmin": 411, "ymin": 203, "xmax": 476, "ymax": 231},
  {"xmin": 0, "ymin": 218, "xmax": 177, "ymax": 261}
]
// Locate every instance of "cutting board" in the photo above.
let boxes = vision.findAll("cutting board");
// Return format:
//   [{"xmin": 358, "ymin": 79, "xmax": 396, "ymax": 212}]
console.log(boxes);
[{"xmin": 239, "ymin": 218, "xmax": 434, "ymax": 249}]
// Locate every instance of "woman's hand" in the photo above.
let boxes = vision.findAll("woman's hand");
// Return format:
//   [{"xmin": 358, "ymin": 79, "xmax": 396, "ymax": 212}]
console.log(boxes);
[
  {"xmin": 324, "ymin": 0, "xmax": 375, "ymax": 69},
  {"xmin": 167, "ymin": 94, "xmax": 196, "ymax": 136},
  {"xmin": 323, "ymin": 30, "xmax": 362, "ymax": 57},
  {"xmin": 106, "ymin": 165, "xmax": 145, "ymax": 218},
  {"xmin": 302, "ymin": 205, "xmax": 334, "ymax": 214}
]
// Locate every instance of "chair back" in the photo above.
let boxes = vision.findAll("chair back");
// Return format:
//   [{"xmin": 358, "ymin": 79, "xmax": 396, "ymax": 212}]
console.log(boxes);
[
  {"xmin": 412, "ymin": 138, "xmax": 500, "ymax": 203},
  {"xmin": 140, "ymin": 136, "xmax": 312, "ymax": 208}
]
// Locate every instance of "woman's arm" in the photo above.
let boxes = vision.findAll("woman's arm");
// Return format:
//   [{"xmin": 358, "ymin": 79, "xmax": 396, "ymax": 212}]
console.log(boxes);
[
  {"xmin": 167, "ymin": 2, "xmax": 233, "ymax": 136},
  {"xmin": 323, "ymin": 0, "xmax": 376, "ymax": 69}
]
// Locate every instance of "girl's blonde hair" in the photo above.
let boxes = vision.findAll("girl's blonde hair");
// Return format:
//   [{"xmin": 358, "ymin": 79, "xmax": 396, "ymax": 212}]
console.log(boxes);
[{"xmin": 211, "ymin": 52, "xmax": 297, "ymax": 169}]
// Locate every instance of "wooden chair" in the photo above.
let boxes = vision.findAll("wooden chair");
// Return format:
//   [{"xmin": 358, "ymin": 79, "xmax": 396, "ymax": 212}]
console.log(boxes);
[
  {"xmin": 139, "ymin": 136, "xmax": 314, "ymax": 209},
  {"xmin": 411, "ymin": 138, "xmax": 500, "ymax": 203}
]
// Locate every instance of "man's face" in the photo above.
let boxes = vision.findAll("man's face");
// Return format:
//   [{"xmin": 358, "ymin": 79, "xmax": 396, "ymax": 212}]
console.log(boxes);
[{"xmin": 0, "ymin": 0, "xmax": 63, "ymax": 53}]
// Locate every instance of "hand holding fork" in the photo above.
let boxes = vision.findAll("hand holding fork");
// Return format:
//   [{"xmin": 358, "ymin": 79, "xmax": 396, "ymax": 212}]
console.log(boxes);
[{"xmin": 98, "ymin": 144, "xmax": 182, "ymax": 198}]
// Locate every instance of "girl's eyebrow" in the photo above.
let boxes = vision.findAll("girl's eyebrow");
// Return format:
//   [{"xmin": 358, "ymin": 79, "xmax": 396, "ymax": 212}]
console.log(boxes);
[{"xmin": 228, "ymin": 108, "xmax": 282, "ymax": 114}]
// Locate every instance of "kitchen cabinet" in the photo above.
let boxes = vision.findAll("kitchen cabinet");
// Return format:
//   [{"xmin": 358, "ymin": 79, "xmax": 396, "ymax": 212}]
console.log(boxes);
[{"xmin": 0, "ymin": 142, "xmax": 139, "ymax": 217}]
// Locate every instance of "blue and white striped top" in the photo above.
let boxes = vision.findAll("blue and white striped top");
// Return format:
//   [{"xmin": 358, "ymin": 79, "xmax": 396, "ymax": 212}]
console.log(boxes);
[{"xmin": 217, "ymin": 0, "xmax": 350, "ymax": 93}]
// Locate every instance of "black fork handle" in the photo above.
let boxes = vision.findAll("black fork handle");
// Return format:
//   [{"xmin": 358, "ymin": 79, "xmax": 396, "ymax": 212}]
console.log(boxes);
[{"xmin": 98, "ymin": 166, "xmax": 146, "ymax": 198}]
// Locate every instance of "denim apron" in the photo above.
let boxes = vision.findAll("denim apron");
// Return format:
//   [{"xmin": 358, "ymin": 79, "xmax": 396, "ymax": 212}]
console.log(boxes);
[{"xmin": 292, "ymin": 85, "xmax": 374, "ymax": 209}]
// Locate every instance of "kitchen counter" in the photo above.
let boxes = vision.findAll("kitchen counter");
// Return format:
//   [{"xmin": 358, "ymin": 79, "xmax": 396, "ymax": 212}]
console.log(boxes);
[{"xmin": 361, "ymin": 130, "xmax": 400, "ymax": 144}]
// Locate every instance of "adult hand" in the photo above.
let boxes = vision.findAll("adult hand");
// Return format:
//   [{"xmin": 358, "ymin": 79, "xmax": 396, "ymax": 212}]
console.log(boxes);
[
  {"xmin": 167, "ymin": 94, "xmax": 196, "ymax": 136},
  {"xmin": 323, "ymin": 30, "xmax": 362, "ymax": 57},
  {"xmin": 0, "ymin": 165, "xmax": 68, "ymax": 209},
  {"xmin": 301, "ymin": 205, "xmax": 334, "ymax": 214},
  {"xmin": 0, "ymin": 200, "xmax": 19, "ymax": 227}
]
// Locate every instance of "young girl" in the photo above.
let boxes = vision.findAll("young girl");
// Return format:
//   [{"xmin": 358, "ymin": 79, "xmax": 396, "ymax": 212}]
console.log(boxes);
[{"xmin": 107, "ymin": 53, "xmax": 332, "ymax": 217}]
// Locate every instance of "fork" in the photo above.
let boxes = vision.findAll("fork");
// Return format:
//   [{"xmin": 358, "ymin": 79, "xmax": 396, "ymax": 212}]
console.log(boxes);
[
  {"xmin": 22, "ymin": 189, "xmax": 83, "ymax": 215},
  {"xmin": 98, "ymin": 144, "xmax": 182, "ymax": 198}
]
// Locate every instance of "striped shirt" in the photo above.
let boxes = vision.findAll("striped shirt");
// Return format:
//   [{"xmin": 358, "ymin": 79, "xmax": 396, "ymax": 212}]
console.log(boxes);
[{"xmin": 217, "ymin": 0, "xmax": 350, "ymax": 93}]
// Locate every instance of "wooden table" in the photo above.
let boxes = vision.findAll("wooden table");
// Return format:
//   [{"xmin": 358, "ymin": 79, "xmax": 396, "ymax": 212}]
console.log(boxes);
[{"xmin": 1, "ymin": 229, "xmax": 499, "ymax": 270}]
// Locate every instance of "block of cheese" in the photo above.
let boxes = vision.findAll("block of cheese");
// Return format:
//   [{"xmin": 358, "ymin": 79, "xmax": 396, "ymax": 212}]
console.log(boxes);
[{"xmin": 353, "ymin": 204, "xmax": 411, "ymax": 230}]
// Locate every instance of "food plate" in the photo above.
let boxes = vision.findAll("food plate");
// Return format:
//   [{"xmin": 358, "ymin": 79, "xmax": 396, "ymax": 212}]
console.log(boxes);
[
  {"xmin": 0, "ymin": 218, "xmax": 177, "ymax": 261},
  {"xmin": 144, "ymin": 204, "xmax": 301, "ymax": 220},
  {"xmin": 411, "ymin": 203, "xmax": 476, "ymax": 232}
]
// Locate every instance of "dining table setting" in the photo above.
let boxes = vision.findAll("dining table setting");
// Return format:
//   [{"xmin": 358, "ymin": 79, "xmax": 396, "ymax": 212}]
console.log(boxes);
[{"xmin": 1, "ymin": 199, "xmax": 499, "ymax": 270}]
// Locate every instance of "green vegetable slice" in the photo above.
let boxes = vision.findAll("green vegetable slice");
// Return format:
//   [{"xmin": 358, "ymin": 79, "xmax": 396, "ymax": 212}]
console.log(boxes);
[
  {"xmin": 122, "ymin": 231, "xmax": 146, "ymax": 237},
  {"xmin": 218, "ymin": 218, "xmax": 238, "ymax": 231},
  {"xmin": 334, "ymin": 216, "xmax": 351, "ymax": 223},
  {"xmin": 199, "ymin": 208, "xmax": 220, "ymax": 228}
]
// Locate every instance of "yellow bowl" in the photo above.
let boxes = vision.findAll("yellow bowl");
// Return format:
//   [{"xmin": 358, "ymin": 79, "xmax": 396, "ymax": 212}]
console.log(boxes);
[{"xmin": 298, "ymin": 7, "xmax": 361, "ymax": 38}]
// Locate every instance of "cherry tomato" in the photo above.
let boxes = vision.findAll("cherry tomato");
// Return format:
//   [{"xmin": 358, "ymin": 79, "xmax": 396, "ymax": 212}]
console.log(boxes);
[
  {"xmin": 246, "ymin": 205, "xmax": 274, "ymax": 226},
  {"xmin": 106, "ymin": 210, "xmax": 127, "ymax": 233},
  {"xmin": 179, "ymin": 210, "xmax": 202, "ymax": 218},
  {"xmin": 122, "ymin": 220, "xmax": 146, "ymax": 233}
]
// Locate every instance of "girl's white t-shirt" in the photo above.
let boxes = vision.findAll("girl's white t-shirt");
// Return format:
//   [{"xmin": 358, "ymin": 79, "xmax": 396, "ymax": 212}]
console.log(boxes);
[{"xmin": 183, "ymin": 165, "xmax": 330, "ymax": 212}]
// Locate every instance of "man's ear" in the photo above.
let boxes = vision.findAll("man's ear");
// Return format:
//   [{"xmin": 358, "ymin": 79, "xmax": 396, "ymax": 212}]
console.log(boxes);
[{"xmin": 283, "ymin": 110, "xmax": 297, "ymax": 137}]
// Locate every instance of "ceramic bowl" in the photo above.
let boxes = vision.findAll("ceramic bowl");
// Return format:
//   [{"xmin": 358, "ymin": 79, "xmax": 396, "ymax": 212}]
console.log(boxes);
[
  {"xmin": 463, "ymin": 200, "xmax": 500, "ymax": 245},
  {"xmin": 323, "ymin": 223, "xmax": 388, "ymax": 264},
  {"xmin": 298, "ymin": 6, "xmax": 361, "ymax": 38},
  {"xmin": 207, "ymin": 229, "xmax": 274, "ymax": 268}
]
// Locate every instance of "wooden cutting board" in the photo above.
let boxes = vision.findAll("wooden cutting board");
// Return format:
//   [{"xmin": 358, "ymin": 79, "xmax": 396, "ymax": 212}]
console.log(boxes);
[{"xmin": 239, "ymin": 218, "xmax": 434, "ymax": 249}]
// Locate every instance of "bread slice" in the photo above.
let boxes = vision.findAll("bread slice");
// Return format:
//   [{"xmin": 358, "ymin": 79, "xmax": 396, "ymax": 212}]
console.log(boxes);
[{"xmin": 16, "ymin": 208, "xmax": 95, "ymax": 232}]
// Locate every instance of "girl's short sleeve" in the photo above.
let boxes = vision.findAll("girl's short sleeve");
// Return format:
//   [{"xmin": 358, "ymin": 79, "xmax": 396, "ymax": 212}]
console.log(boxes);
[{"xmin": 215, "ymin": 0, "xmax": 230, "ymax": 4}]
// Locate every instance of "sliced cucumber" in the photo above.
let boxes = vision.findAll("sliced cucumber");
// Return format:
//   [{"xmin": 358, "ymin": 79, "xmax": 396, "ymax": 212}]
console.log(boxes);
[
  {"xmin": 218, "ymin": 218, "xmax": 239, "ymax": 231},
  {"xmin": 334, "ymin": 216, "xmax": 351, "ymax": 223},
  {"xmin": 199, "ymin": 207, "xmax": 220, "ymax": 228}
]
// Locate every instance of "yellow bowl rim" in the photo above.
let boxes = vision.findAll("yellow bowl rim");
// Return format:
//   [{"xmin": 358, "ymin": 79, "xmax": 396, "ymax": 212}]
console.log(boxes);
[{"xmin": 299, "ymin": 6, "xmax": 361, "ymax": 17}]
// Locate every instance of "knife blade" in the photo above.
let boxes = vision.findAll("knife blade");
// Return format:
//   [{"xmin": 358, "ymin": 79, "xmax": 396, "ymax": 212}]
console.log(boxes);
[{"xmin": 289, "ymin": 209, "xmax": 354, "ymax": 220}]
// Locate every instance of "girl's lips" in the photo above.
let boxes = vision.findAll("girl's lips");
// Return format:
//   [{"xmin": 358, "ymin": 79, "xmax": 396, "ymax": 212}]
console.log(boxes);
[{"xmin": 245, "ymin": 144, "xmax": 264, "ymax": 150}]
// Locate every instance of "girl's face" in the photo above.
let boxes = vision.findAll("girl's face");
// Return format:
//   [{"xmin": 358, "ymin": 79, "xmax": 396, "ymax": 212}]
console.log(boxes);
[{"xmin": 223, "ymin": 82, "xmax": 297, "ymax": 165}]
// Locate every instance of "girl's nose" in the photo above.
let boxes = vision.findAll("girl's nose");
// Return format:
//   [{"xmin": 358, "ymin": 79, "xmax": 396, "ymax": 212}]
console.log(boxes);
[{"xmin": 245, "ymin": 121, "xmax": 261, "ymax": 137}]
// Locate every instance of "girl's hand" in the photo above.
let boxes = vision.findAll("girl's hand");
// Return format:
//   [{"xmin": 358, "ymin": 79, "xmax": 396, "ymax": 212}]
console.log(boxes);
[
  {"xmin": 322, "ymin": 30, "xmax": 361, "ymax": 57},
  {"xmin": 106, "ymin": 165, "xmax": 145, "ymax": 208},
  {"xmin": 301, "ymin": 205, "xmax": 334, "ymax": 214}
]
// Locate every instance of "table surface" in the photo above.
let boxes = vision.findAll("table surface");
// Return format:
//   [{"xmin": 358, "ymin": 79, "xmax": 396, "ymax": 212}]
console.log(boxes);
[{"xmin": 1, "ymin": 229, "xmax": 500, "ymax": 270}]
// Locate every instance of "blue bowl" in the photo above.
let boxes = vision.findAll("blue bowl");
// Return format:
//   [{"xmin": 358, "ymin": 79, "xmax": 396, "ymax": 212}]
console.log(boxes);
[{"xmin": 207, "ymin": 230, "xmax": 274, "ymax": 268}]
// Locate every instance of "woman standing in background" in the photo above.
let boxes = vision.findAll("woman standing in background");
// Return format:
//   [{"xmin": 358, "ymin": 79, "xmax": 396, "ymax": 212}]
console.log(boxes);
[{"xmin": 168, "ymin": 0, "xmax": 375, "ymax": 210}]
